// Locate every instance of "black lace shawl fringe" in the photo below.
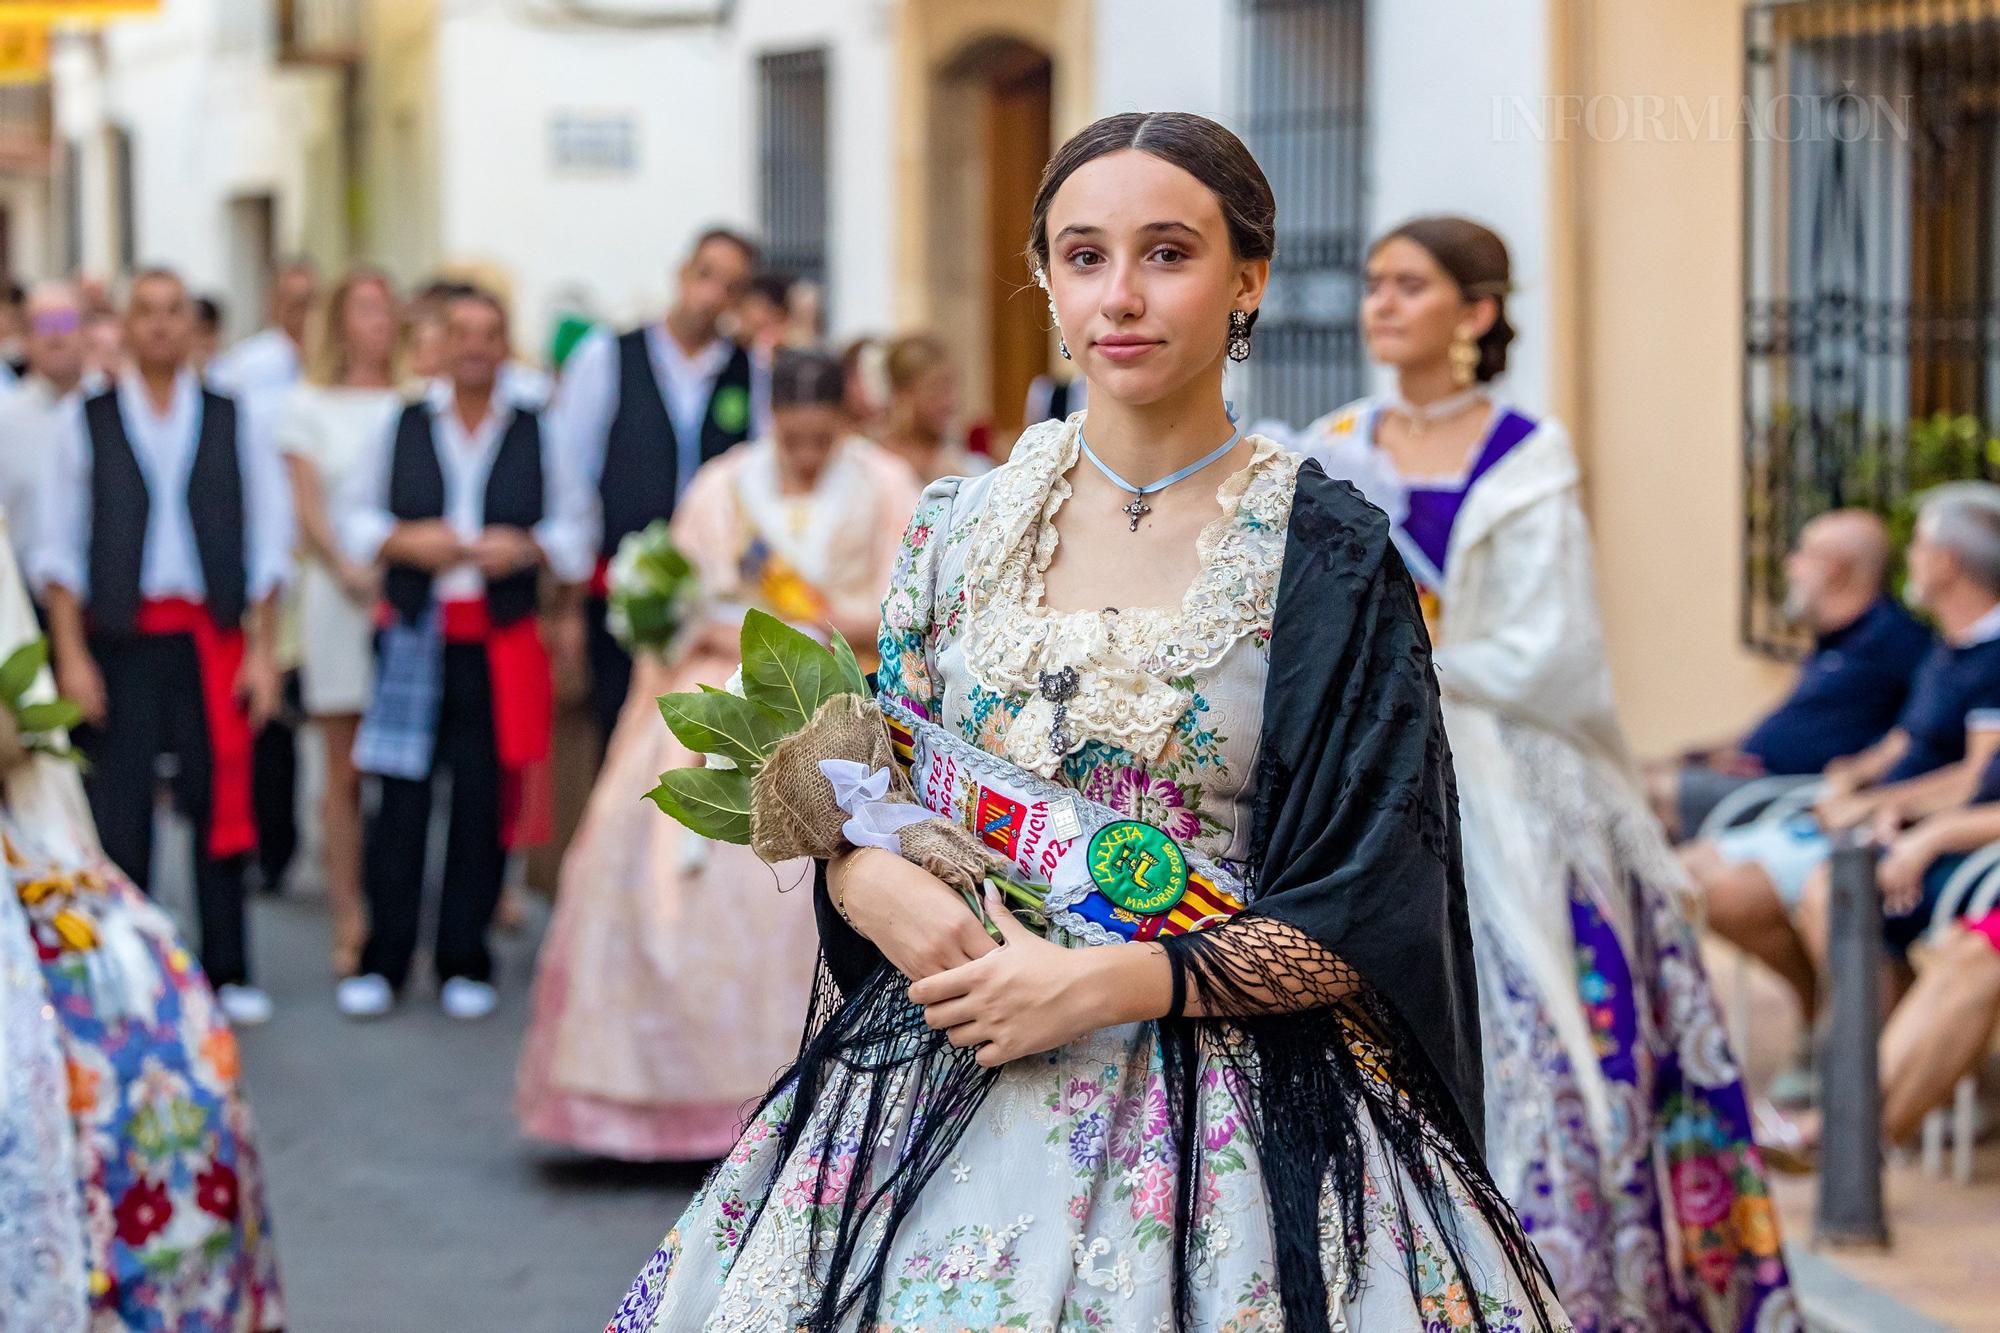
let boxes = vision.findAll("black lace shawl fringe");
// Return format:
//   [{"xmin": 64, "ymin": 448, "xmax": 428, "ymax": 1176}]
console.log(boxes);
[{"xmin": 722, "ymin": 952, "xmax": 1559, "ymax": 1333}]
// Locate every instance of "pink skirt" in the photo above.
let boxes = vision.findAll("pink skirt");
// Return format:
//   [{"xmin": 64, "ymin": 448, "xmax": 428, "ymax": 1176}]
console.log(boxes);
[{"xmin": 516, "ymin": 648, "xmax": 819, "ymax": 1160}]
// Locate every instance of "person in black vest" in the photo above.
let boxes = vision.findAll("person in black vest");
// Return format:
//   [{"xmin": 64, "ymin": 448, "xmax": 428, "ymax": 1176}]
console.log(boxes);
[
  {"xmin": 32, "ymin": 268, "xmax": 292, "ymax": 1028},
  {"xmin": 548, "ymin": 226, "xmax": 763, "ymax": 745},
  {"xmin": 337, "ymin": 288, "xmax": 593, "ymax": 1022}
]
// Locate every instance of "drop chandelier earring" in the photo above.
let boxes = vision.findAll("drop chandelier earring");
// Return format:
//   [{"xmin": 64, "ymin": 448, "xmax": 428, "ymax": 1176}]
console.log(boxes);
[
  {"xmin": 1449, "ymin": 331, "xmax": 1480, "ymax": 387},
  {"xmin": 1043, "ymin": 286, "xmax": 1071, "ymax": 360},
  {"xmin": 1227, "ymin": 309, "xmax": 1253, "ymax": 362}
]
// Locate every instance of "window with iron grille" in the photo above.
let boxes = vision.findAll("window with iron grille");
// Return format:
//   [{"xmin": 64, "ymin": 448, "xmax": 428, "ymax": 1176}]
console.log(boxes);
[
  {"xmin": 1744, "ymin": 0, "xmax": 2000, "ymax": 652},
  {"xmin": 758, "ymin": 48, "xmax": 830, "ymax": 299},
  {"xmin": 1235, "ymin": 0, "xmax": 1368, "ymax": 430}
]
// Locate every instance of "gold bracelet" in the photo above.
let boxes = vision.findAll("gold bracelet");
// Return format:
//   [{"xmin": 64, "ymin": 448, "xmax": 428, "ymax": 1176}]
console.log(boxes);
[{"xmin": 829, "ymin": 850, "xmax": 859, "ymax": 928}]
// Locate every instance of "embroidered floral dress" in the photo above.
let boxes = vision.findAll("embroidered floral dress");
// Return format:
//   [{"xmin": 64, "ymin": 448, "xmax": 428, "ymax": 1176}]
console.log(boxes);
[
  {"xmin": 8, "ymin": 817, "xmax": 285, "ymax": 1333},
  {"xmin": 0, "ymin": 517, "xmax": 281, "ymax": 1333},
  {"xmin": 0, "ymin": 818, "xmax": 88, "ymax": 1333},
  {"xmin": 609, "ymin": 421, "xmax": 1567, "ymax": 1333},
  {"xmin": 1305, "ymin": 401, "xmax": 1795, "ymax": 1333}
]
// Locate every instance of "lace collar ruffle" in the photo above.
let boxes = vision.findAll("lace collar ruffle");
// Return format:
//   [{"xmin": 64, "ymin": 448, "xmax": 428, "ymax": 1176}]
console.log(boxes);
[{"xmin": 961, "ymin": 413, "xmax": 1298, "ymax": 777}]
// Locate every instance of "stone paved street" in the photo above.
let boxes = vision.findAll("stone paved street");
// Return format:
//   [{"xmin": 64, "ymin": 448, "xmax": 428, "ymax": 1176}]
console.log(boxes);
[{"xmin": 171, "ymin": 849, "xmax": 699, "ymax": 1333}]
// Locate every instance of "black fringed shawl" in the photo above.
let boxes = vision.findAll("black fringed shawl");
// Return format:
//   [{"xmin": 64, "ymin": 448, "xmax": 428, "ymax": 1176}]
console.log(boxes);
[{"xmin": 761, "ymin": 463, "xmax": 1556, "ymax": 1330}]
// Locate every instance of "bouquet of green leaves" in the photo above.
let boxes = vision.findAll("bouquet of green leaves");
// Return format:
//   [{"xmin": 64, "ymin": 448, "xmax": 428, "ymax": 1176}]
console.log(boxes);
[
  {"xmin": 0, "ymin": 638, "xmax": 85, "ymax": 770},
  {"xmin": 646, "ymin": 609, "xmax": 1046, "ymax": 931},
  {"xmin": 606, "ymin": 519, "xmax": 701, "ymax": 655}
]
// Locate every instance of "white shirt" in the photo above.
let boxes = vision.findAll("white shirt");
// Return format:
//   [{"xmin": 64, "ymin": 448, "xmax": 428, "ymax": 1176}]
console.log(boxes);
[
  {"xmin": 32, "ymin": 370, "xmax": 294, "ymax": 606},
  {"xmin": 0, "ymin": 373, "xmax": 98, "ymax": 575},
  {"xmin": 548, "ymin": 324, "xmax": 769, "ymax": 501},
  {"xmin": 336, "ymin": 381, "xmax": 597, "ymax": 602},
  {"xmin": 207, "ymin": 327, "xmax": 301, "ymax": 398}
]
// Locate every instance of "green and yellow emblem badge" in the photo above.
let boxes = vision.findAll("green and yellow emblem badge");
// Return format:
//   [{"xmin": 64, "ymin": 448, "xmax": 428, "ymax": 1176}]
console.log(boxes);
[{"xmin": 1086, "ymin": 820, "xmax": 1188, "ymax": 917}]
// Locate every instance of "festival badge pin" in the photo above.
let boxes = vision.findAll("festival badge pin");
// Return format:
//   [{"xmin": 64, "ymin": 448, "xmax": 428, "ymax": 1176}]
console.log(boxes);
[
  {"xmin": 711, "ymin": 384, "xmax": 752, "ymax": 435},
  {"xmin": 1086, "ymin": 820, "xmax": 1189, "ymax": 918}
]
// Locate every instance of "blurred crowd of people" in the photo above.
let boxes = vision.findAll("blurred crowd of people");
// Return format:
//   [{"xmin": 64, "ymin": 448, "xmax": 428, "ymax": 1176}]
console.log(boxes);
[
  {"xmin": 0, "ymin": 229, "xmax": 1008, "ymax": 1028},
  {"xmin": 2, "ymin": 186, "xmax": 1997, "ymax": 1332},
  {"xmin": 0, "ymin": 224, "xmax": 1004, "ymax": 1329}
]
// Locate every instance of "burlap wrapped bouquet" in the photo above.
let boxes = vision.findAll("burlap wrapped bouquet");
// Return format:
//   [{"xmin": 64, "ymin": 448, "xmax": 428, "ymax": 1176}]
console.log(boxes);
[{"xmin": 648, "ymin": 610, "xmax": 1035, "ymax": 921}]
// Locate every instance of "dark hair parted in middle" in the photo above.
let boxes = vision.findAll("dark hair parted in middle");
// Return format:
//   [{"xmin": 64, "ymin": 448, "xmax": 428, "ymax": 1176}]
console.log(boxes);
[
  {"xmin": 1372, "ymin": 216, "xmax": 1517, "ymax": 384},
  {"xmin": 770, "ymin": 346, "xmax": 847, "ymax": 411},
  {"xmin": 1026, "ymin": 112, "xmax": 1276, "ymax": 332}
]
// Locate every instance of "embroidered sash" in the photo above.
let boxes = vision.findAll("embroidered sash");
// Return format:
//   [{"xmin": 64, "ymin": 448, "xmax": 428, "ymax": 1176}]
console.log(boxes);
[{"xmin": 879, "ymin": 696, "xmax": 1245, "ymax": 946}]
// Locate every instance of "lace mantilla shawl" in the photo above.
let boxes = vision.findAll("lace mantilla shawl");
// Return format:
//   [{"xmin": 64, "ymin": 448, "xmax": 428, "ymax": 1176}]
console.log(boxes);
[{"xmin": 959, "ymin": 413, "xmax": 1299, "ymax": 777}]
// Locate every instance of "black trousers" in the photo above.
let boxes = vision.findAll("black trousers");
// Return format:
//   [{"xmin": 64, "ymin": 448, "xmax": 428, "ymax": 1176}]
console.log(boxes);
[
  {"xmin": 251, "ymin": 670, "xmax": 301, "ymax": 893},
  {"xmin": 359, "ymin": 643, "xmax": 504, "ymax": 990},
  {"xmin": 81, "ymin": 632, "xmax": 251, "ymax": 986},
  {"xmin": 585, "ymin": 594, "xmax": 631, "ymax": 749}
]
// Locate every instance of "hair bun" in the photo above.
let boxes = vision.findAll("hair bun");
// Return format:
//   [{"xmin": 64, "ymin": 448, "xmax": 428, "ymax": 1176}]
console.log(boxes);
[{"xmin": 771, "ymin": 346, "xmax": 846, "ymax": 411}]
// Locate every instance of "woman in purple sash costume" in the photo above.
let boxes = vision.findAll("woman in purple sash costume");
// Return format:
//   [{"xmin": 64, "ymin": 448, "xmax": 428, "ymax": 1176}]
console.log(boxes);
[{"xmin": 1303, "ymin": 217, "xmax": 1796, "ymax": 1333}]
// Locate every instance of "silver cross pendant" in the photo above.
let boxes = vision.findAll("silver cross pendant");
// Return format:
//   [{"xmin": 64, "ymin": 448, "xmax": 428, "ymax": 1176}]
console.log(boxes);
[{"xmin": 1121, "ymin": 497, "xmax": 1151, "ymax": 531}]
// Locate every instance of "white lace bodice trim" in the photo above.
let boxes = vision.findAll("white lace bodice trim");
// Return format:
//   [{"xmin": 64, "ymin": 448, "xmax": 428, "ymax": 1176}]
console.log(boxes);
[{"xmin": 960, "ymin": 414, "xmax": 1298, "ymax": 777}]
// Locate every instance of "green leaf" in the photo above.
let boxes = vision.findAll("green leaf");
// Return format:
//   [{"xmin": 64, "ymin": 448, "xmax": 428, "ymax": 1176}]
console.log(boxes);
[
  {"xmin": 16, "ymin": 700, "xmax": 82, "ymax": 733},
  {"xmin": 738, "ymin": 608, "xmax": 851, "ymax": 730},
  {"xmin": 646, "ymin": 765, "xmax": 753, "ymax": 844},
  {"xmin": 0, "ymin": 638, "xmax": 47, "ymax": 702},
  {"xmin": 655, "ymin": 689, "xmax": 787, "ymax": 770},
  {"xmin": 828, "ymin": 627, "xmax": 870, "ymax": 698}
]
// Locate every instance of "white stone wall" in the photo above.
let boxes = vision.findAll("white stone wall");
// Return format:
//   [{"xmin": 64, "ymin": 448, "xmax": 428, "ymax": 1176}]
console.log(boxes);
[
  {"xmin": 1091, "ymin": 0, "xmax": 1233, "ymax": 124},
  {"xmin": 52, "ymin": 0, "xmax": 343, "ymax": 337},
  {"xmin": 430, "ymin": 6, "xmax": 743, "ymax": 355},
  {"xmin": 1367, "ymin": 0, "xmax": 1553, "ymax": 413},
  {"xmin": 51, "ymin": 0, "xmax": 1563, "ymax": 398}
]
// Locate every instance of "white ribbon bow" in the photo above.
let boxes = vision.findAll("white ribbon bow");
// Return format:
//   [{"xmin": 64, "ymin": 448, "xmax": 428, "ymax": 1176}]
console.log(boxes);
[{"xmin": 819, "ymin": 759, "xmax": 933, "ymax": 853}]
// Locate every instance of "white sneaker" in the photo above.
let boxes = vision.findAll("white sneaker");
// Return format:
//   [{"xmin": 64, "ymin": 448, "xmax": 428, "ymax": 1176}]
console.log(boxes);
[
  {"xmin": 439, "ymin": 977, "xmax": 498, "ymax": 1021},
  {"xmin": 336, "ymin": 974, "xmax": 395, "ymax": 1020},
  {"xmin": 216, "ymin": 983, "xmax": 274, "ymax": 1028}
]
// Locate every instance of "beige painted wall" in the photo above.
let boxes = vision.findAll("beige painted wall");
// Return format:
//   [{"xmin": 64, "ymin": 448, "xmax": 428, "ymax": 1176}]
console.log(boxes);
[
  {"xmin": 890, "ymin": 0, "xmax": 1092, "ymax": 335},
  {"xmin": 360, "ymin": 0, "xmax": 441, "ymax": 289},
  {"xmin": 1554, "ymin": 0, "xmax": 1793, "ymax": 754}
]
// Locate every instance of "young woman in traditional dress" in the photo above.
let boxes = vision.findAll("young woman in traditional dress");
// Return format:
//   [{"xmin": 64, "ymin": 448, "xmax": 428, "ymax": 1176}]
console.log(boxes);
[
  {"xmin": 1301, "ymin": 217, "xmax": 1796, "ymax": 1332},
  {"xmin": 517, "ymin": 348, "xmax": 922, "ymax": 1161},
  {"xmin": 0, "ymin": 517, "xmax": 283, "ymax": 1332},
  {"xmin": 607, "ymin": 114, "xmax": 1562, "ymax": 1333}
]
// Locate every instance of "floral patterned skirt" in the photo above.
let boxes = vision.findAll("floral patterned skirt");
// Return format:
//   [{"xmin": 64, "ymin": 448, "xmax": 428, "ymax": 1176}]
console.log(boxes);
[
  {"xmin": 609, "ymin": 1014, "xmax": 1568, "ymax": 1332},
  {"xmin": 10, "ymin": 828, "xmax": 284, "ymax": 1333},
  {"xmin": 1479, "ymin": 870, "xmax": 1796, "ymax": 1333}
]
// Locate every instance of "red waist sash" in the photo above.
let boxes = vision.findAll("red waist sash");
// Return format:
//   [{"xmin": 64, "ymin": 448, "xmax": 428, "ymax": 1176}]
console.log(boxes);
[
  {"xmin": 133, "ymin": 598, "xmax": 255, "ymax": 860},
  {"xmin": 441, "ymin": 599, "xmax": 553, "ymax": 850}
]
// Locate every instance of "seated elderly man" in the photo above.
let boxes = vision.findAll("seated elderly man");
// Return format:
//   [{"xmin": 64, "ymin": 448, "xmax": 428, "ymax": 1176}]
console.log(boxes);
[
  {"xmin": 1682, "ymin": 483, "xmax": 2000, "ymax": 1022},
  {"xmin": 1647, "ymin": 509, "xmax": 1931, "ymax": 841}
]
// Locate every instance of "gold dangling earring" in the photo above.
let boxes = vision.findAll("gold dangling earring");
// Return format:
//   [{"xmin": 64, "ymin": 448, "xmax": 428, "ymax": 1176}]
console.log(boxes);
[{"xmin": 1449, "ymin": 332, "xmax": 1479, "ymax": 388}]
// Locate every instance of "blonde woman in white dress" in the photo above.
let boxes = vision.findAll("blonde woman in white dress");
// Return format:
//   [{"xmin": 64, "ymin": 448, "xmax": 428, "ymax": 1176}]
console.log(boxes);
[{"xmin": 274, "ymin": 267, "xmax": 405, "ymax": 974}]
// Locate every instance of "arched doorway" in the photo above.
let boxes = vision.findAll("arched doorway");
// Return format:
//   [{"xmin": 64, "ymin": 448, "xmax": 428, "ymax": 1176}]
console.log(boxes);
[{"xmin": 927, "ymin": 35, "xmax": 1054, "ymax": 448}]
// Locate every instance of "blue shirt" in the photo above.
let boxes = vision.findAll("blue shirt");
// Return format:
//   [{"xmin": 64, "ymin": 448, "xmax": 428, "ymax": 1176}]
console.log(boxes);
[
  {"xmin": 1741, "ymin": 599, "xmax": 1933, "ymax": 775},
  {"xmin": 1883, "ymin": 616, "xmax": 2000, "ymax": 785}
]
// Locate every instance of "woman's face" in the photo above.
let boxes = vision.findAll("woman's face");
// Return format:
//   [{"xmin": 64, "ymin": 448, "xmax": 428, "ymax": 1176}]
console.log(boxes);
[
  {"xmin": 1042, "ymin": 149, "xmax": 1264, "ymax": 407},
  {"xmin": 343, "ymin": 279, "xmax": 399, "ymax": 370},
  {"xmin": 1361, "ymin": 237, "xmax": 1487, "ymax": 374},
  {"xmin": 772, "ymin": 403, "xmax": 843, "ymax": 488},
  {"xmin": 902, "ymin": 362, "xmax": 958, "ymax": 438}
]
